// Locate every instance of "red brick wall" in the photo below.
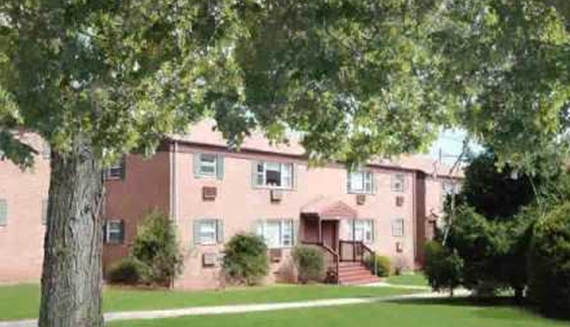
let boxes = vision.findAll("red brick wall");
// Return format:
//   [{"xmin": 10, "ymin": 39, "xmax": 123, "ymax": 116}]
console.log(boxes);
[{"xmin": 102, "ymin": 151, "xmax": 171, "ymax": 271}]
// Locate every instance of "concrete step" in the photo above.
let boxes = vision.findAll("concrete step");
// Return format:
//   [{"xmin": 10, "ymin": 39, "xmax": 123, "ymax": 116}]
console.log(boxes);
[{"xmin": 338, "ymin": 269, "xmax": 375, "ymax": 278}]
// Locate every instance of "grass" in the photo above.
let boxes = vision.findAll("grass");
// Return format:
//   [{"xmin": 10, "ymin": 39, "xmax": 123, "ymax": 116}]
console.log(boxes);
[
  {"xmin": 109, "ymin": 298, "xmax": 570, "ymax": 327},
  {"xmin": 0, "ymin": 283, "xmax": 417, "ymax": 321},
  {"xmin": 386, "ymin": 273, "xmax": 428, "ymax": 287}
]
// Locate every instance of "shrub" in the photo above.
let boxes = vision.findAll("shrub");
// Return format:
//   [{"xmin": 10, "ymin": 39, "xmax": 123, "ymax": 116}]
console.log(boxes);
[
  {"xmin": 131, "ymin": 210, "xmax": 183, "ymax": 286},
  {"xmin": 222, "ymin": 233, "xmax": 269, "ymax": 285},
  {"xmin": 366, "ymin": 255, "xmax": 391, "ymax": 277},
  {"xmin": 292, "ymin": 245, "xmax": 325, "ymax": 283},
  {"xmin": 424, "ymin": 241, "xmax": 463, "ymax": 296},
  {"xmin": 528, "ymin": 202, "xmax": 570, "ymax": 318},
  {"xmin": 106, "ymin": 257, "xmax": 142, "ymax": 285}
]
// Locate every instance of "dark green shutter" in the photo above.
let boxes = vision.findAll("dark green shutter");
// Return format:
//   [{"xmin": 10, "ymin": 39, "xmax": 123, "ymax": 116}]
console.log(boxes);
[
  {"xmin": 292, "ymin": 163, "xmax": 298, "ymax": 190},
  {"xmin": 0, "ymin": 199, "xmax": 7, "ymax": 226},
  {"xmin": 119, "ymin": 220, "xmax": 126, "ymax": 243},
  {"xmin": 193, "ymin": 220, "xmax": 200, "ymax": 245},
  {"xmin": 292, "ymin": 219, "xmax": 299, "ymax": 245},
  {"xmin": 347, "ymin": 170, "xmax": 352, "ymax": 193},
  {"xmin": 216, "ymin": 219, "xmax": 224, "ymax": 244},
  {"xmin": 193, "ymin": 153, "xmax": 201, "ymax": 178},
  {"xmin": 370, "ymin": 220, "xmax": 376, "ymax": 242},
  {"xmin": 216, "ymin": 155, "xmax": 225, "ymax": 180},
  {"xmin": 251, "ymin": 161, "xmax": 259, "ymax": 188},
  {"xmin": 120, "ymin": 156, "xmax": 127, "ymax": 180},
  {"xmin": 102, "ymin": 221, "xmax": 108, "ymax": 243}
]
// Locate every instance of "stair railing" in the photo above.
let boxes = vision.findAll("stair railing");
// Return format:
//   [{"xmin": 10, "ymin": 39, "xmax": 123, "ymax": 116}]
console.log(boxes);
[{"xmin": 339, "ymin": 240, "xmax": 377, "ymax": 277}]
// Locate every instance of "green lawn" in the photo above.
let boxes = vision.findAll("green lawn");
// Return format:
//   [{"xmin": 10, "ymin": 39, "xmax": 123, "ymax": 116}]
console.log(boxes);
[
  {"xmin": 0, "ymin": 284, "xmax": 417, "ymax": 321},
  {"xmin": 110, "ymin": 298, "xmax": 570, "ymax": 327},
  {"xmin": 386, "ymin": 273, "xmax": 429, "ymax": 287}
]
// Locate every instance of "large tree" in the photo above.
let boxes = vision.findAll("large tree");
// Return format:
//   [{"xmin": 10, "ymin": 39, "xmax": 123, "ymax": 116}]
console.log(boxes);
[
  {"xmin": 0, "ymin": 1, "xmax": 450, "ymax": 326},
  {"xmin": 431, "ymin": 0, "xmax": 570, "ymax": 169}
]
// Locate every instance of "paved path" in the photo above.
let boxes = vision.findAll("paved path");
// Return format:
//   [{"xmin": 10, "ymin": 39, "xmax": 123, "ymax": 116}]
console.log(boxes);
[{"xmin": 1, "ymin": 289, "xmax": 468, "ymax": 327}]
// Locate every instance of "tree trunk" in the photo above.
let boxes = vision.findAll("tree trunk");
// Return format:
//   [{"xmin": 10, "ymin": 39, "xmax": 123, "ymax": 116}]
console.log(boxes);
[{"xmin": 39, "ymin": 140, "xmax": 104, "ymax": 327}]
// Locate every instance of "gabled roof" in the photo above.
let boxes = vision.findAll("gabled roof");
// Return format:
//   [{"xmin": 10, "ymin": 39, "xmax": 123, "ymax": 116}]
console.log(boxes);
[
  {"xmin": 301, "ymin": 196, "xmax": 358, "ymax": 220},
  {"xmin": 169, "ymin": 119, "xmax": 463, "ymax": 178}
]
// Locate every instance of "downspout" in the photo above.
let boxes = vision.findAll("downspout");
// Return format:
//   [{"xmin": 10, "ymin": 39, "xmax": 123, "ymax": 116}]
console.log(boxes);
[
  {"xmin": 173, "ymin": 141, "xmax": 179, "ymax": 224},
  {"xmin": 169, "ymin": 140, "xmax": 179, "ymax": 289},
  {"xmin": 411, "ymin": 171, "xmax": 418, "ymax": 268}
]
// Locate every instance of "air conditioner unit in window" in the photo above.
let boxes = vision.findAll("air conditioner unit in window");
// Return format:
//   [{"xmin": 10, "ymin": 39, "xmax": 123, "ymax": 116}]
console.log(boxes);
[
  {"xmin": 356, "ymin": 194, "xmax": 366, "ymax": 205},
  {"xmin": 396, "ymin": 242, "xmax": 404, "ymax": 253},
  {"xmin": 202, "ymin": 186, "xmax": 217, "ymax": 201},
  {"xmin": 396, "ymin": 196, "xmax": 405, "ymax": 207},
  {"xmin": 202, "ymin": 252, "xmax": 218, "ymax": 267},
  {"xmin": 269, "ymin": 249, "xmax": 283, "ymax": 262},
  {"xmin": 270, "ymin": 189, "xmax": 283, "ymax": 203}
]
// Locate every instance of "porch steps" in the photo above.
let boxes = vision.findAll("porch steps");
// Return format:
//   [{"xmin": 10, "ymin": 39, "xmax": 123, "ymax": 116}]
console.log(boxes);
[{"xmin": 337, "ymin": 261, "xmax": 381, "ymax": 285}]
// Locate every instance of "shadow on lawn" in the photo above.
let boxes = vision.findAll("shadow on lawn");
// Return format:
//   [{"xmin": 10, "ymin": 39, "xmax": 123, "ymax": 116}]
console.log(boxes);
[{"xmin": 385, "ymin": 296, "xmax": 570, "ymax": 323}]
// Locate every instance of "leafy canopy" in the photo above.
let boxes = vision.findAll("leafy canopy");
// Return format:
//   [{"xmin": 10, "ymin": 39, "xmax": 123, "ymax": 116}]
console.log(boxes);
[
  {"xmin": 432, "ymin": 0, "xmax": 570, "ymax": 169},
  {"xmin": 1, "ymin": 0, "xmax": 453, "ymax": 168}
]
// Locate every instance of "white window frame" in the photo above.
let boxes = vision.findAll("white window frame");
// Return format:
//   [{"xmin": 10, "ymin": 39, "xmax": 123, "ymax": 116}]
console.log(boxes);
[
  {"xmin": 104, "ymin": 160, "xmax": 124, "ymax": 180},
  {"xmin": 106, "ymin": 220, "xmax": 124, "ymax": 244},
  {"xmin": 348, "ymin": 219, "xmax": 374, "ymax": 243},
  {"xmin": 392, "ymin": 218, "xmax": 405, "ymax": 237},
  {"xmin": 257, "ymin": 219, "xmax": 295, "ymax": 248},
  {"xmin": 255, "ymin": 162, "xmax": 294, "ymax": 189},
  {"xmin": 198, "ymin": 154, "xmax": 218, "ymax": 178},
  {"xmin": 348, "ymin": 170, "xmax": 374, "ymax": 194},
  {"xmin": 197, "ymin": 220, "xmax": 218, "ymax": 245},
  {"xmin": 392, "ymin": 174, "xmax": 406, "ymax": 192}
]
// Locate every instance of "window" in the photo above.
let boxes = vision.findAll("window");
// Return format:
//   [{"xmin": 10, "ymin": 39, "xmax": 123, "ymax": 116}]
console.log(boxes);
[
  {"xmin": 194, "ymin": 219, "xmax": 223, "ymax": 245},
  {"xmin": 254, "ymin": 161, "xmax": 294, "ymax": 189},
  {"xmin": 103, "ymin": 158, "xmax": 125, "ymax": 180},
  {"xmin": 392, "ymin": 174, "xmax": 406, "ymax": 192},
  {"xmin": 348, "ymin": 171, "xmax": 374, "ymax": 194},
  {"xmin": 105, "ymin": 220, "xmax": 125, "ymax": 244},
  {"xmin": 194, "ymin": 153, "xmax": 224, "ymax": 179},
  {"xmin": 256, "ymin": 219, "xmax": 295, "ymax": 248},
  {"xmin": 348, "ymin": 219, "xmax": 374, "ymax": 243},
  {"xmin": 0, "ymin": 199, "xmax": 7, "ymax": 226},
  {"xmin": 392, "ymin": 219, "xmax": 405, "ymax": 237}
]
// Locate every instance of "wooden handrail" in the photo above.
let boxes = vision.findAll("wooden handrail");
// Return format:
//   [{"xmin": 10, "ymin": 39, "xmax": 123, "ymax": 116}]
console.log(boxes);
[{"xmin": 338, "ymin": 240, "xmax": 378, "ymax": 276}]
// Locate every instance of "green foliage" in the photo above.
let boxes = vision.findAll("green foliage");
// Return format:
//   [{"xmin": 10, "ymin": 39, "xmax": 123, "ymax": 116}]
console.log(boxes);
[
  {"xmin": 424, "ymin": 241, "xmax": 463, "ymax": 296},
  {"xmin": 0, "ymin": 0, "xmax": 455, "ymax": 169},
  {"xmin": 131, "ymin": 210, "xmax": 183, "ymax": 286},
  {"xmin": 292, "ymin": 245, "xmax": 325, "ymax": 284},
  {"xmin": 528, "ymin": 202, "xmax": 570, "ymax": 318},
  {"xmin": 106, "ymin": 258, "xmax": 143, "ymax": 285},
  {"xmin": 366, "ymin": 255, "xmax": 392, "ymax": 278},
  {"xmin": 456, "ymin": 151, "xmax": 536, "ymax": 220},
  {"xmin": 433, "ymin": 1, "xmax": 570, "ymax": 170},
  {"xmin": 222, "ymin": 233, "xmax": 269, "ymax": 286},
  {"xmin": 447, "ymin": 207, "xmax": 509, "ymax": 293}
]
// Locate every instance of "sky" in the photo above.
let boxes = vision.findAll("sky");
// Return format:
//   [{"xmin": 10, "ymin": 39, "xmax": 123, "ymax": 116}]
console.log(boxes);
[{"xmin": 428, "ymin": 129, "xmax": 482, "ymax": 165}]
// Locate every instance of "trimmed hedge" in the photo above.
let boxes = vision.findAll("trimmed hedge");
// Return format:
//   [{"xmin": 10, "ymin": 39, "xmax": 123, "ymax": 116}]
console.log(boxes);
[
  {"xmin": 366, "ymin": 255, "xmax": 391, "ymax": 277},
  {"xmin": 528, "ymin": 202, "xmax": 570, "ymax": 318},
  {"xmin": 223, "ymin": 233, "xmax": 269, "ymax": 285},
  {"xmin": 292, "ymin": 245, "xmax": 325, "ymax": 283},
  {"xmin": 106, "ymin": 257, "xmax": 142, "ymax": 285}
]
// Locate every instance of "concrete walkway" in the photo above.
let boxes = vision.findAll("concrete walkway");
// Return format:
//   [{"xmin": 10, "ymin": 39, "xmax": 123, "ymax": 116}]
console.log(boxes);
[{"xmin": 0, "ymin": 290, "xmax": 469, "ymax": 327}]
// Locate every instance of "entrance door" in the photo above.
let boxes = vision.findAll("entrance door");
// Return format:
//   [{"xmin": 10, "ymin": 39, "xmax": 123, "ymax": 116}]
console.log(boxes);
[{"xmin": 321, "ymin": 220, "xmax": 338, "ymax": 251}]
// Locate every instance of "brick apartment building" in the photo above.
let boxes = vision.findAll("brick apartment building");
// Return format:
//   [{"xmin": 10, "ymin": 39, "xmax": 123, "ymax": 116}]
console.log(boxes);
[{"xmin": 0, "ymin": 120, "xmax": 461, "ymax": 287}]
